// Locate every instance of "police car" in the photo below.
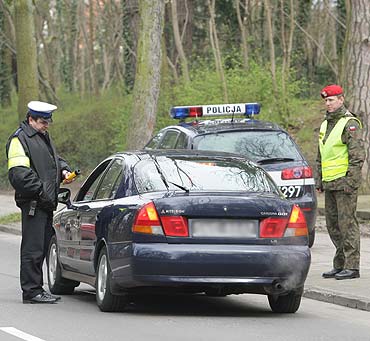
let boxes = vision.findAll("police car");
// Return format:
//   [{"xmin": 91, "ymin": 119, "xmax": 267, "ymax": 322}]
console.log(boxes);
[{"xmin": 145, "ymin": 103, "xmax": 317, "ymax": 247}]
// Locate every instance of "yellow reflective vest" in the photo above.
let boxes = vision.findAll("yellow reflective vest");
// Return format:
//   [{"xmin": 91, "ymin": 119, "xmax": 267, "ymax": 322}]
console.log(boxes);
[
  {"xmin": 7, "ymin": 137, "xmax": 30, "ymax": 169},
  {"xmin": 319, "ymin": 116, "xmax": 361, "ymax": 182}
]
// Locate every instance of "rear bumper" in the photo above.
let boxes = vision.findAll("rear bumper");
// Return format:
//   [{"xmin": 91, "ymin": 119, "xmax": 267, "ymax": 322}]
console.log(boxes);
[{"xmin": 109, "ymin": 243, "xmax": 311, "ymax": 295}]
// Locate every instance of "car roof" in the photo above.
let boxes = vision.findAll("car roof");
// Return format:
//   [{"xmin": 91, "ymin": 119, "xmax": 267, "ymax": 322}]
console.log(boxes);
[
  {"xmin": 115, "ymin": 149, "xmax": 247, "ymax": 160},
  {"xmin": 165, "ymin": 118, "xmax": 285, "ymax": 135}
]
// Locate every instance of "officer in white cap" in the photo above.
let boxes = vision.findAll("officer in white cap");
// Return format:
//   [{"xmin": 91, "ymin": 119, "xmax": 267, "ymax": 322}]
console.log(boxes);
[{"xmin": 6, "ymin": 101, "xmax": 75, "ymax": 304}]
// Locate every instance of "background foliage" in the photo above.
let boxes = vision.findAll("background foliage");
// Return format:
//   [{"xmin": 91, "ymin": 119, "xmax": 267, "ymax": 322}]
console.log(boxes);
[{"xmin": 0, "ymin": 0, "xmax": 361, "ymax": 189}]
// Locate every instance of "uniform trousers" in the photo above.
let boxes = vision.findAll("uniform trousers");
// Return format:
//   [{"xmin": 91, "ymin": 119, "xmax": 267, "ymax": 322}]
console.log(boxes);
[
  {"xmin": 20, "ymin": 203, "xmax": 53, "ymax": 300},
  {"xmin": 324, "ymin": 189, "xmax": 360, "ymax": 270}
]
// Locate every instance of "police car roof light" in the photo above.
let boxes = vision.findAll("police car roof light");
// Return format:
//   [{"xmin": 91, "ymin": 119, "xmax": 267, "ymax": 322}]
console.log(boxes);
[{"xmin": 170, "ymin": 103, "xmax": 260, "ymax": 119}]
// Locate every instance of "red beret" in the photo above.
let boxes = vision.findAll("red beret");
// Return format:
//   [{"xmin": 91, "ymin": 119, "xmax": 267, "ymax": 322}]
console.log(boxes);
[{"xmin": 321, "ymin": 84, "xmax": 343, "ymax": 98}]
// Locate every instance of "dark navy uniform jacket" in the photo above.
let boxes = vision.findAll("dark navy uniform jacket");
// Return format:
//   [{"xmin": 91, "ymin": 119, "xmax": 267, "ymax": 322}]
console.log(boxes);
[{"xmin": 6, "ymin": 121, "xmax": 70, "ymax": 211}]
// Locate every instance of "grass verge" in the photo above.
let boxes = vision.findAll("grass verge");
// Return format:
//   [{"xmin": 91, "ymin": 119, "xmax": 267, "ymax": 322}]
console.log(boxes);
[{"xmin": 0, "ymin": 212, "xmax": 21, "ymax": 225}]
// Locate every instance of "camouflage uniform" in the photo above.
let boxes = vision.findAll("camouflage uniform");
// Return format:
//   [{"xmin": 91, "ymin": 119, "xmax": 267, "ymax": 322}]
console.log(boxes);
[{"xmin": 316, "ymin": 105, "xmax": 365, "ymax": 270}]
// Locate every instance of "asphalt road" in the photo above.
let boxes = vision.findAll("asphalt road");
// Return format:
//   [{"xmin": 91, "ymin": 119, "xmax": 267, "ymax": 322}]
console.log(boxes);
[{"xmin": 0, "ymin": 232, "xmax": 370, "ymax": 341}]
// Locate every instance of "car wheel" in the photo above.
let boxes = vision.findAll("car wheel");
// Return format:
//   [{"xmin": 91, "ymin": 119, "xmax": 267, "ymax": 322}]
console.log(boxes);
[
  {"xmin": 267, "ymin": 288, "xmax": 303, "ymax": 313},
  {"xmin": 47, "ymin": 235, "xmax": 79, "ymax": 295},
  {"xmin": 96, "ymin": 246, "xmax": 128, "ymax": 312},
  {"xmin": 308, "ymin": 228, "xmax": 315, "ymax": 248}
]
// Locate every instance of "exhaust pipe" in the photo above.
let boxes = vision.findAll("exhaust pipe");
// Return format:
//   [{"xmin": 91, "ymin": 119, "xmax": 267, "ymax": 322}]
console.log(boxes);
[{"xmin": 273, "ymin": 282, "xmax": 283, "ymax": 290}]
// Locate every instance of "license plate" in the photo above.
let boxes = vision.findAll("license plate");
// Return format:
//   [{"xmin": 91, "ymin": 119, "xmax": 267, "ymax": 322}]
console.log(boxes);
[
  {"xmin": 279, "ymin": 185, "xmax": 302, "ymax": 198},
  {"xmin": 189, "ymin": 219, "xmax": 258, "ymax": 238}
]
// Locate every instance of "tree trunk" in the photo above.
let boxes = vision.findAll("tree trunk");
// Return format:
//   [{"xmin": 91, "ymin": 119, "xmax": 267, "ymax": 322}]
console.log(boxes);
[
  {"xmin": 0, "ymin": 1, "xmax": 12, "ymax": 107},
  {"xmin": 235, "ymin": 0, "xmax": 249, "ymax": 70},
  {"xmin": 208, "ymin": 0, "xmax": 228, "ymax": 102},
  {"xmin": 125, "ymin": 0, "xmax": 165, "ymax": 149},
  {"xmin": 342, "ymin": 1, "xmax": 370, "ymax": 187},
  {"xmin": 263, "ymin": 0, "xmax": 277, "ymax": 97},
  {"xmin": 171, "ymin": 0, "xmax": 190, "ymax": 83},
  {"xmin": 14, "ymin": 0, "xmax": 39, "ymax": 121},
  {"xmin": 88, "ymin": 0, "xmax": 99, "ymax": 96}
]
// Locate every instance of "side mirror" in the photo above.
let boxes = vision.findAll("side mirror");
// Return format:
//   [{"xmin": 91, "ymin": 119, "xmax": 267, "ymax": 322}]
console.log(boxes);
[{"xmin": 58, "ymin": 188, "xmax": 71, "ymax": 205}]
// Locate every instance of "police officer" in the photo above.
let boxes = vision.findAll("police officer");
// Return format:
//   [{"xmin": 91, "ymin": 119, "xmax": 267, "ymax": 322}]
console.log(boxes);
[
  {"xmin": 6, "ymin": 101, "xmax": 74, "ymax": 303},
  {"xmin": 316, "ymin": 85, "xmax": 365, "ymax": 280}
]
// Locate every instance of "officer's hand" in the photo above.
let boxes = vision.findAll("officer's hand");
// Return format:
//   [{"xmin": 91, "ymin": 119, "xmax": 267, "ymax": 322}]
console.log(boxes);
[{"xmin": 62, "ymin": 170, "xmax": 75, "ymax": 184}]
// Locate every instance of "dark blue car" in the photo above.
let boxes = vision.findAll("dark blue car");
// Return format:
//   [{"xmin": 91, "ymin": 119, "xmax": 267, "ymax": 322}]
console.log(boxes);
[{"xmin": 48, "ymin": 150, "xmax": 311, "ymax": 313}]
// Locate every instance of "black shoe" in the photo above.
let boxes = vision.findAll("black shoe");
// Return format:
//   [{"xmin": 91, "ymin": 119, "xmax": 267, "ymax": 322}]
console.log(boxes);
[
  {"xmin": 335, "ymin": 269, "xmax": 360, "ymax": 280},
  {"xmin": 322, "ymin": 268, "xmax": 342, "ymax": 278},
  {"xmin": 23, "ymin": 292, "xmax": 58, "ymax": 304},
  {"xmin": 43, "ymin": 291, "xmax": 61, "ymax": 301}
]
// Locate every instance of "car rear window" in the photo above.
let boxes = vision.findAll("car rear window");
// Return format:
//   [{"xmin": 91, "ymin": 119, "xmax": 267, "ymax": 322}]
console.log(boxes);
[
  {"xmin": 134, "ymin": 156, "xmax": 278, "ymax": 194},
  {"xmin": 193, "ymin": 131, "xmax": 302, "ymax": 162}
]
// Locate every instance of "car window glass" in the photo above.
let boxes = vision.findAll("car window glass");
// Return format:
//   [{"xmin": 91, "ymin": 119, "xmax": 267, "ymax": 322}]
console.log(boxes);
[
  {"xmin": 134, "ymin": 157, "xmax": 277, "ymax": 194},
  {"xmin": 175, "ymin": 132, "xmax": 187, "ymax": 149},
  {"xmin": 145, "ymin": 131, "xmax": 164, "ymax": 149},
  {"xmin": 76, "ymin": 160, "xmax": 111, "ymax": 202},
  {"xmin": 159, "ymin": 130, "xmax": 179, "ymax": 149},
  {"xmin": 95, "ymin": 159, "xmax": 125, "ymax": 200},
  {"xmin": 193, "ymin": 131, "xmax": 301, "ymax": 162}
]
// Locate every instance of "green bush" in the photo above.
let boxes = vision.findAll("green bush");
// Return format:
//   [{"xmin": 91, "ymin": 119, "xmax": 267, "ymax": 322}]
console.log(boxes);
[
  {"xmin": 0, "ymin": 100, "xmax": 19, "ymax": 188},
  {"xmin": 51, "ymin": 88, "xmax": 131, "ymax": 175}
]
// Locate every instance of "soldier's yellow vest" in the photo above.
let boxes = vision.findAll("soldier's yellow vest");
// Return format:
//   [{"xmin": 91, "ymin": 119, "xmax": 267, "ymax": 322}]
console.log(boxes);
[{"xmin": 319, "ymin": 116, "xmax": 361, "ymax": 182}]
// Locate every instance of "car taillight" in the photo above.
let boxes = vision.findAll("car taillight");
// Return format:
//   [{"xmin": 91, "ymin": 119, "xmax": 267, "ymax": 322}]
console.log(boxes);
[
  {"xmin": 281, "ymin": 166, "xmax": 312, "ymax": 180},
  {"xmin": 259, "ymin": 205, "xmax": 308, "ymax": 238},
  {"xmin": 132, "ymin": 202, "xmax": 189, "ymax": 237},
  {"xmin": 160, "ymin": 216, "xmax": 189, "ymax": 237},
  {"xmin": 284, "ymin": 205, "xmax": 308, "ymax": 237},
  {"xmin": 259, "ymin": 217, "xmax": 289, "ymax": 238},
  {"xmin": 132, "ymin": 202, "xmax": 164, "ymax": 235}
]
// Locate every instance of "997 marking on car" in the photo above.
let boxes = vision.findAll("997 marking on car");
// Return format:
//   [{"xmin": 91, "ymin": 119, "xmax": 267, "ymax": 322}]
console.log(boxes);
[{"xmin": 280, "ymin": 185, "xmax": 301, "ymax": 198}]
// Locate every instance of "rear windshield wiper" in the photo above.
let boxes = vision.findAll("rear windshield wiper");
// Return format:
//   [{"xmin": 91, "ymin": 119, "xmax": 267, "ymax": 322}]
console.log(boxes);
[
  {"xmin": 150, "ymin": 155, "xmax": 189, "ymax": 194},
  {"xmin": 257, "ymin": 157, "xmax": 295, "ymax": 165},
  {"xmin": 167, "ymin": 180, "xmax": 189, "ymax": 193}
]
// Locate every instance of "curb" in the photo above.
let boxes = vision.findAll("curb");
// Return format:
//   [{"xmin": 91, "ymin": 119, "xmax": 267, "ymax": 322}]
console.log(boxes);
[
  {"xmin": 0, "ymin": 224, "xmax": 21, "ymax": 236},
  {"xmin": 317, "ymin": 208, "xmax": 370, "ymax": 220},
  {"xmin": 304, "ymin": 286, "xmax": 370, "ymax": 312}
]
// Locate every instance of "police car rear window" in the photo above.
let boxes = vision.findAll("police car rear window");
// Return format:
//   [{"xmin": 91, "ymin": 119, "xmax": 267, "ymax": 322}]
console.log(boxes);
[{"xmin": 193, "ymin": 131, "xmax": 302, "ymax": 162}]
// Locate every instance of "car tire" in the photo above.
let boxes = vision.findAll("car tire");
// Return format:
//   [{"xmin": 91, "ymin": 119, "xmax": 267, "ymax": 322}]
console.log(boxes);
[
  {"xmin": 308, "ymin": 228, "xmax": 315, "ymax": 248},
  {"xmin": 47, "ymin": 235, "xmax": 79, "ymax": 295},
  {"xmin": 96, "ymin": 246, "xmax": 128, "ymax": 312},
  {"xmin": 267, "ymin": 288, "xmax": 303, "ymax": 313}
]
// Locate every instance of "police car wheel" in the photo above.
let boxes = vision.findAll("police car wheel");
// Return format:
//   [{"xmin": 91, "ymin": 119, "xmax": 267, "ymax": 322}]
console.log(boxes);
[
  {"xmin": 96, "ymin": 246, "xmax": 128, "ymax": 312},
  {"xmin": 47, "ymin": 235, "xmax": 79, "ymax": 295},
  {"xmin": 267, "ymin": 287, "xmax": 303, "ymax": 313}
]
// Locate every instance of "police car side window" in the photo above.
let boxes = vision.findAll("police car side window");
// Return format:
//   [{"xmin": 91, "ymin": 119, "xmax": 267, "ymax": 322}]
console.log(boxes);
[
  {"xmin": 175, "ymin": 133, "xmax": 188, "ymax": 149},
  {"xmin": 146, "ymin": 131, "xmax": 164, "ymax": 149},
  {"xmin": 159, "ymin": 130, "xmax": 180, "ymax": 149}
]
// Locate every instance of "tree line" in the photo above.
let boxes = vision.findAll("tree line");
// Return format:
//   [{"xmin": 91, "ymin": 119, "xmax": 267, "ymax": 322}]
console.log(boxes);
[{"xmin": 0, "ymin": 0, "xmax": 369, "ymax": 186}]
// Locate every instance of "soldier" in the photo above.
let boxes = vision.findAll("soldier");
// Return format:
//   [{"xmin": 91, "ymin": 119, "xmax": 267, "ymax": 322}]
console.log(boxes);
[
  {"xmin": 316, "ymin": 84, "xmax": 365, "ymax": 280},
  {"xmin": 6, "ymin": 101, "xmax": 74, "ymax": 303}
]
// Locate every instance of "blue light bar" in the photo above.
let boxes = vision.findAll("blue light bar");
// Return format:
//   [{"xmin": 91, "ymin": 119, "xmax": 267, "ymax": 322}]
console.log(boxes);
[
  {"xmin": 170, "ymin": 103, "xmax": 261, "ymax": 119},
  {"xmin": 245, "ymin": 103, "xmax": 260, "ymax": 115},
  {"xmin": 170, "ymin": 107, "xmax": 189, "ymax": 119}
]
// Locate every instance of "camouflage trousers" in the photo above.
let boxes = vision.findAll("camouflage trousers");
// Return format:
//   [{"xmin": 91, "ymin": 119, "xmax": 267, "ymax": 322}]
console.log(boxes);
[{"xmin": 325, "ymin": 190, "xmax": 360, "ymax": 270}]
